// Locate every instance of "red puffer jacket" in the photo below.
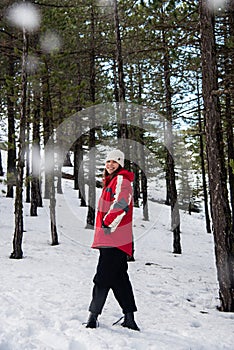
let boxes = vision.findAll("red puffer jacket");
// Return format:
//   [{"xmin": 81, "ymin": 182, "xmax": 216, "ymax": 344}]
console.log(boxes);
[{"xmin": 91, "ymin": 168, "xmax": 134, "ymax": 256}]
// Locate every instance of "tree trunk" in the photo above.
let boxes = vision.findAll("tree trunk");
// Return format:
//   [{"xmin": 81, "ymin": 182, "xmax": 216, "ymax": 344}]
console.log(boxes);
[
  {"xmin": 113, "ymin": 0, "xmax": 130, "ymax": 167},
  {"xmin": 133, "ymin": 163, "xmax": 140, "ymax": 208},
  {"xmin": 112, "ymin": 58, "xmax": 119, "ymax": 102},
  {"xmin": 30, "ymin": 84, "xmax": 42, "ymax": 216},
  {"xmin": 113, "ymin": 0, "xmax": 125, "ymax": 103},
  {"xmin": 0, "ymin": 151, "xmax": 3, "ymax": 176},
  {"xmin": 10, "ymin": 29, "xmax": 28, "ymax": 259},
  {"xmin": 162, "ymin": 28, "xmax": 181, "ymax": 254},
  {"xmin": 6, "ymin": 56, "xmax": 16, "ymax": 198},
  {"xmin": 86, "ymin": 4, "xmax": 96, "ymax": 229},
  {"xmin": 86, "ymin": 132, "xmax": 96, "ymax": 229},
  {"xmin": 49, "ymin": 156, "xmax": 59, "ymax": 246},
  {"xmin": 225, "ymin": 91, "xmax": 234, "ymax": 232},
  {"xmin": 138, "ymin": 126, "xmax": 149, "ymax": 221},
  {"xmin": 56, "ymin": 90, "xmax": 65, "ymax": 195},
  {"xmin": 165, "ymin": 161, "xmax": 171, "ymax": 206},
  {"xmin": 196, "ymin": 73, "xmax": 211, "ymax": 233},
  {"xmin": 25, "ymin": 98, "xmax": 31, "ymax": 203},
  {"xmin": 42, "ymin": 60, "xmax": 52, "ymax": 199},
  {"xmin": 74, "ymin": 61, "xmax": 86, "ymax": 206},
  {"xmin": 42, "ymin": 58, "xmax": 59, "ymax": 244},
  {"xmin": 46, "ymin": 128, "xmax": 59, "ymax": 246},
  {"xmin": 74, "ymin": 138, "xmax": 86, "ymax": 206},
  {"xmin": 137, "ymin": 64, "xmax": 149, "ymax": 220},
  {"xmin": 199, "ymin": 0, "xmax": 234, "ymax": 311},
  {"xmin": 225, "ymin": 6, "xmax": 234, "ymax": 232}
]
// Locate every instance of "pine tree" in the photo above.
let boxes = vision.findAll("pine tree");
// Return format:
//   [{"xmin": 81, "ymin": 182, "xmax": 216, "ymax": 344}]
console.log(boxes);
[{"xmin": 199, "ymin": 0, "xmax": 234, "ymax": 311}]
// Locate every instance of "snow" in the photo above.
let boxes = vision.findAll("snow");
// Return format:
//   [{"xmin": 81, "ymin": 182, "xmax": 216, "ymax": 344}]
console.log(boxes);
[{"xmin": 0, "ymin": 160, "xmax": 234, "ymax": 349}]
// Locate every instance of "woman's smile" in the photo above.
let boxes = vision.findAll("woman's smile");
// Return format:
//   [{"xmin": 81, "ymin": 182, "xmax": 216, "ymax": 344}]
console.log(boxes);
[{"xmin": 105, "ymin": 160, "xmax": 119, "ymax": 174}]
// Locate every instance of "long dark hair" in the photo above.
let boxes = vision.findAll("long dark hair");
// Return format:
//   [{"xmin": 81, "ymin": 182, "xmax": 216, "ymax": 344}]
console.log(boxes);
[{"xmin": 102, "ymin": 165, "xmax": 122, "ymax": 187}]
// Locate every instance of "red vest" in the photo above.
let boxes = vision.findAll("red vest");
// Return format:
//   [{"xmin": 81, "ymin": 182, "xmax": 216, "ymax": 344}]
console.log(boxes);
[{"xmin": 91, "ymin": 169, "xmax": 134, "ymax": 256}]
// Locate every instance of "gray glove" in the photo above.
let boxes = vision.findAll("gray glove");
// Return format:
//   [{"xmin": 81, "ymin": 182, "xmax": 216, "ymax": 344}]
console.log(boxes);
[{"xmin": 102, "ymin": 222, "xmax": 111, "ymax": 235}]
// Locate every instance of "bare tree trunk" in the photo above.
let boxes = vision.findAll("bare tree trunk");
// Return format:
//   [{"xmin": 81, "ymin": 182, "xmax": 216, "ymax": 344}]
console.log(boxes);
[
  {"xmin": 141, "ymin": 168, "xmax": 148, "ymax": 221},
  {"xmin": 225, "ymin": 6, "xmax": 234, "ymax": 232},
  {"xmin": 113, "ymin": 58, "xmax": 119, "ymax": 102},
  {"xmin": 132, "ymin": 159, "xmax": 140, "ymax": 208},
  {"xmin": 196, "ymin": 73, "xmax": 211, "ymax": 233},
  {"xmin": 74, "ymin": 62, "xmax": 86, "ymax": 206},
  {"xmin": 42, "ymin": 60, "xmax": 52, "ymax": 199},
  {"xmin": 86, "ymin": 4, "xmax": 96, "ymax": 229},
  {"xmin": 128, "ymin": 71, "xmax": 140, "ymax": 208},
  {"xmin": 31, "ymin": 84, "xmax": 42, "ymax": 216},
  {"xmin": 6, "ymin": 56, "xmax": 16, "ymax": 198},
  {"xmin": 137, "ymin": 64, "xmax": 149, "ymax": 220},
  {"xmin": 0, "ymin": 151, "xmax": 3, "ymax": 176},
  {"xmin": 56, "ymin": 90, "xmax": 65, "ymax": 195},
  {"xmin": 138, "ymin": 126, "xmax": 149, "ymax": 221},
  {"xmin": 199, "ymin": 0, "xmax": 234, "ymax": 311},
  {"xmin": 49, "ymin": 142, "xmax": 58, "ymax": 246},
  {"xmin": 74, "ymin": 138, "xmax": 86, "ymax": 206},
  {"xmin": 86, "ymin": 131, "xmax": 96, "ymax": 229},
  {"xmin": 42, "ymin": 58, "xmax": 58, "ymax": 244},
  {"xmin": 113, "ymin": 0, "xmax": 129, "ymax": 167},
  {"xmin": 165, "ymin": 165, "xmax": 171, "ymax": 206},
  {"xmin": 113, "ymin": 0, "xmax": 125, "ymax": 103},
  {"xmin": 10, "ymin": 29, "xmax": 28, "ymax": 259},
  {"xmin": 162, "ymin": 28, "xmax": 181, "ymax": 254},
  {"xmin": 225, "ymin": 90, "xmax": 234, "ymax": 231},
  {"xmin": 25, "ymin": 97, "xmax": 31, "ymax": 203}
]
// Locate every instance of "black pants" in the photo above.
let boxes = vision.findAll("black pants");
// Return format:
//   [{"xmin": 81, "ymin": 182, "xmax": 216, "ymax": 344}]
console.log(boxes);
[{"xmin": 89, "ymin": 248, "xmax": 137, "ymax": 315}]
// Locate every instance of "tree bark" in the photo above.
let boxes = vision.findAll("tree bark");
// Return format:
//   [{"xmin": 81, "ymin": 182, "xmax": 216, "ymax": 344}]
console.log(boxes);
[
  {"xmin": 162, "ymin": 28, "xmax": 181, "ymax": 254},
  {"xmin": 196, "ymin": 73, "xmax": 211, "ymax": 233},
  {"xmin": 49, "ymin": 160, "xmax": 59, "ymax": 246},
  {"xmin": 42, "ymin": 58, "xmax": 59, "ymax": 245},
  {"xmin": 113, "ymin": 0, "xmax": 125, "ymax": 103},
  {"xmin": 30, "ymin": 83, "xmax": 42, "ymax": 216},
  {"xmin": 42, "ymin": 60, "xmax": 52, "ymax": 199},
  {"xmin": 225, "ymin": 5, "xmax": 234, "ymax": 232},
  {"xmin": 56, "ymin": 90, "xmax": 65, "ymax": 195},
  {"xmin": 199, "ymin": 0, "xmax": 234, "ymax": 311},
  {"xmin": 137, "ymin": 65, "xmax": 149, "ymax": 220},
  {"xmin": 113, "ymin": 0, "xmax": 130, "ymax": 167},
  {"xmin": 10, "ymin": 29, "xmax": 28, "ymax": 259},
  {"xmin": 74, "ymin": 62, "xmax": 86, "ymax": 206},
  {"xmin": 25, "ymin": 97, "xmax": 31, "ymax": 203},
  {"xmin": 86, "ymin": 4, "xmax": 96, "ymax": 229},
  {"xmin": 138, "ymin": 126, "xmax": 149, "ymax": 221},
  {"xmin": 6, "ymin": 56, "xmax": 16, "ymax": 198},
  {"xmin": 0, "ymin": 151, "xmax": 3, "ymax": 176},
  {"xmin": 74, "ymin": 138, "xmax": 86, "ymax": 206}
]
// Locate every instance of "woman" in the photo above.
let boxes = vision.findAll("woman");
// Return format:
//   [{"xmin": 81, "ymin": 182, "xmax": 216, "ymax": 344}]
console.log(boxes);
[{"xmin": 86, "ymin": 149, "xmax": 140, "ymax": 331}]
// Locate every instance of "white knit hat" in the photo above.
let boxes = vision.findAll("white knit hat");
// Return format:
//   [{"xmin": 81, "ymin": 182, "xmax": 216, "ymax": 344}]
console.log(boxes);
[{"xmin": 105, "ymin": 149, "xmax": 124, "ymax": 168}]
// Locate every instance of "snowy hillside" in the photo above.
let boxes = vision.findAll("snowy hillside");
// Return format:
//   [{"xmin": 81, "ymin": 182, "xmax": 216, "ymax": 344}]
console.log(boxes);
[{"xmin": 0, "ymin": 164, "xmax": 233, "ymax": 349}]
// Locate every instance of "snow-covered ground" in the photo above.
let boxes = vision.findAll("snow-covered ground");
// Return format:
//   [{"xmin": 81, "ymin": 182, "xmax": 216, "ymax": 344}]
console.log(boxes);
[{"xmin": 0, "ymin": 161, "xmax": 233, "ymax": 349}]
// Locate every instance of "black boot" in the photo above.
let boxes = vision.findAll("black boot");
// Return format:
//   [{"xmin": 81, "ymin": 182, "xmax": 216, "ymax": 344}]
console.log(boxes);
[
  {"xmin": 86, "ymin": 313, "xmax": 98, "ymax": 329},
  {"xmin": 121, "ymin": 312, "xmax": 140, "ymax": 331}
]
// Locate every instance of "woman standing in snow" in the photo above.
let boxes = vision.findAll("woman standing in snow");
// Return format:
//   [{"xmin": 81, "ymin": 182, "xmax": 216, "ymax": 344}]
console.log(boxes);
[{"xmin": 86, "ymin": 149, "xmax": 140, "ymax": 331}]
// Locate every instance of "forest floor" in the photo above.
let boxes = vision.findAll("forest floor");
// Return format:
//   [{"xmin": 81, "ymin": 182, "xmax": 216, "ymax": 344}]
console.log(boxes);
[{"xmin": 0, "ymin": 172, "xmax": 233, "ymax": 349}]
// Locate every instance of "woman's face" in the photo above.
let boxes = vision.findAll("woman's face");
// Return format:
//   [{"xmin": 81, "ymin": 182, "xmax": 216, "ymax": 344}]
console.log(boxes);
[{"xmin": 105, "ymin": 160, "xmax": 120, "ymax": 175}]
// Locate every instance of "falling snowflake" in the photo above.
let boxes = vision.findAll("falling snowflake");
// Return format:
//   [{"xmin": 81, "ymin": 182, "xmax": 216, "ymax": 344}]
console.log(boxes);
[
  {"xmin": 40, "ymin": 30, "xmax": 62, "ymax": 54},
  {"xmin": 6, "ymin": 2, "xmax": 41, "ymax": 32}
]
